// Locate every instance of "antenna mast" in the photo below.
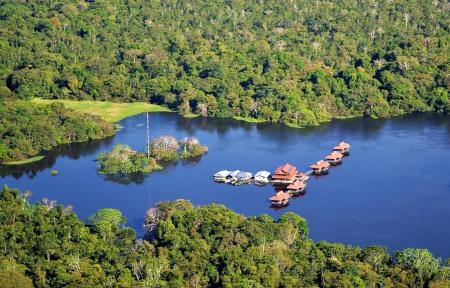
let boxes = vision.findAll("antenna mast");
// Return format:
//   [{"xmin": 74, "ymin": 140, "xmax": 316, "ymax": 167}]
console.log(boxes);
[{"xmin": 146, "ymin": 112, "xmax": 150, "ymax": 159}]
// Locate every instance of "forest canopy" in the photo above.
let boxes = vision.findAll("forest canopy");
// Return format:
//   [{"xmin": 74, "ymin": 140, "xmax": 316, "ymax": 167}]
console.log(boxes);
[
  {"xmin": 0, "ymin": 186, "xmax": 448, "ymax": 288},
  {"xmin": 0, "ymin": 101, "xmax": 115, "ymax": 162},
  {"xmin": 0, "ymin": 0, "xmax": 448, "ymax": 127}
]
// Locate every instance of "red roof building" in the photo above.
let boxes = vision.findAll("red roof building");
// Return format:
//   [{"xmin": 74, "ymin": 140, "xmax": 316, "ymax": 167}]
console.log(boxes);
[
  {"xmin": 286, "ymin": 180, "xmax": 306, "ymax": 191},
  {"xmin": 310, "ymin": 160, "xmax": 330, "ymax": 170},
  {"xmin": 334, "ymin": 141, "xmax": 350, "ymax": 151},
  {"xmin": 272, "ymin": 163, "xmax": 298, "ymax": 180},
  {"xmin": 270, "ymin": 191, "xmax": 291, "ymax": 202},
  {"xmin": 326, "ymin": 151, "xmax": 343, "ymax": 161}
]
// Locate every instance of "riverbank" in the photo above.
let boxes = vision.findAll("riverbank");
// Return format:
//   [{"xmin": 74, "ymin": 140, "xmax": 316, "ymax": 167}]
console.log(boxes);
[
  {"xmin": 31, "ymin": 98, "xmax": 172, "ymax": 122},
  {"xmin": 2, "ymin": 155, "xmax": 44, "ymax": 165}
]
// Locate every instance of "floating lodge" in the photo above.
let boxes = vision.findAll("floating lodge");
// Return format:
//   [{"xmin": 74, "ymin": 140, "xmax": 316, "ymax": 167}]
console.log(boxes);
[
  {"xmin": 309, "ymin": 160, "xmax": 330, "ymax": 175},
  {"xmin": 326, "ymin": 151, "xmax": 343, "ymax": 165},
  {"xmin": 271, "ymin": 163, "xmax": 298, "ymax": 184},
  {"xmin": 270, "ymin": 191, "xmax": 291, "ymax": 206},
  {"xmin": 213, "ymin": 141, "xmax": 351, "ymax": 207},
  {"xmin": 334, "ymin": 141, "xmax": 351, "ymax": 155}
]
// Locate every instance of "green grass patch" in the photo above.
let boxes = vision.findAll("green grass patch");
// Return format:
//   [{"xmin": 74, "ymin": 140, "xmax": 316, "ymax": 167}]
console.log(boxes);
[
  {"xmin": 233, "ymin": 116, "xmax": 266, "ymax": 123},
  {"xmin": 31, "ymin": 98, "xmax": 171, "ymax": 122},
  {"xmin": 2, "ymin": 155, "xmax": 45, "ymax": 165}
]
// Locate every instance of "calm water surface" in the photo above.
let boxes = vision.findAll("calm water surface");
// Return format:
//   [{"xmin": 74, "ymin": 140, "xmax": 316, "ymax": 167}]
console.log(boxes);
[{"xmin": 2, "ymin": 113, "xmax": 449, "ymax": 257}]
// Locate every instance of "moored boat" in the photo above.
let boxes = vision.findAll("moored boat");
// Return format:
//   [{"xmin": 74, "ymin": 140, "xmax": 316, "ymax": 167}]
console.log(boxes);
[
  {"xmin": 232, "ymin": 171, "xmax": 253, "ymax": 185},
  {"xmin": 325, "ymin": 151, "xmax": 343, "ymax": 165},
  {"xmin": 227, "ymin": 170, "xmax": 240, "ymax": 183},
  {"xmin": 333, "ymin": 141, "xmax": 351, "ymax": 155},
  {"xmin": 213, "ymin": 170, "xmax": 231, "ymax": 182},
  {"xmin": 309, "ymin": 160, "xmax": 330, "ymax": 175},
  {"xmin": 254, "ymin": 170, "xmax": 271, "ymax": 185},
  {"xmin": 269, "ymin": 191, "xmax": 291, "ymax": 206}
]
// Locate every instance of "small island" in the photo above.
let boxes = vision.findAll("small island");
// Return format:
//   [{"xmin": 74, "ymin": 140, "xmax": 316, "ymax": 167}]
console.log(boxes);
[
  {"xmin": 96, "ymin": 144, "xmax": 162, "ymax": 175},
  {"xmin": 97, "ymin": 137, "xmax": 207, "ymax": 175}
]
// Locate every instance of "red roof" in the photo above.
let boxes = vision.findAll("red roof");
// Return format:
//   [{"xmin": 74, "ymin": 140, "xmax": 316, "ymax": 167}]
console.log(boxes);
[
  {"xmin": 270, "ymin": 192, "xmax": 291, "ymax": 201},
  {"xmin": 286, "ymin": 180, "xmax": 306, "ymax": 190},
  {"xmin": 334, "ymin": 141, "xmax": 350, "ymax": 150},
  {"xmin": 310, "ymin": 160, "xmax": 330, "ymax": 170},
  {"xmin": 272, "ymin": 163, "xmax": 298, "ymax": 179},
  {"xmin": 326, "ymin": 151, "xmax": 343, "ymax": 160}
]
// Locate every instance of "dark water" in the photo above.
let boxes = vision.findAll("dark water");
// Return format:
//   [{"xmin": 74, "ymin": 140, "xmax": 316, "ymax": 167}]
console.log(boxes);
[{"xmin": 2, "ymin": 113, "xmax": 450, "ymax": 257}]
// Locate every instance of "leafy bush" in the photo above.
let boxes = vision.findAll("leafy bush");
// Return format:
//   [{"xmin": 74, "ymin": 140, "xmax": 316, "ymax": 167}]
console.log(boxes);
[
  {"xmin": 0, "ymin": 186, "xmax": 448, "ymax": 287},
  {"xmin": 0, "ymin": 101, "xmax": 115, "ymax": 162},
  {"xmin": 96, "ymin": 144, "xmax": 161, "ymax": 175},
  {"xmin": 0, "ymin": 1, "xmax": 448, "ymax": 126}
]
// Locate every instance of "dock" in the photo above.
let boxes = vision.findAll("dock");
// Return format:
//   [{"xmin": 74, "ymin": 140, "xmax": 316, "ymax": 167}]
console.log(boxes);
[{"xmin": 212, "ymin": 141, "xmax": 351, "ymax": 208}]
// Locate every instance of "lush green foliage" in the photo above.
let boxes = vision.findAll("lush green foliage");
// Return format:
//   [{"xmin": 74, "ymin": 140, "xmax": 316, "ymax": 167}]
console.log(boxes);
[
  {"xmin": 179, "ymin": 137, "xmax": 209, "ymax": 159},
  {"xmin": 96, "ymin": 144, "xmax": 161, "ymax": 175},
  {"xmin": 1, "ymin": 186, "xmax": 448, "ymax": 287},
  {"xmin": 0, "ymin": 101, "xmax": 115, "ymax": 163},
  {"xmin": 0, "ymin": 1, "xmax": 448, "ymax": 126},
  {"xmin": 150, "ymin": 136, "xmax": 208, "ymax": 162}
]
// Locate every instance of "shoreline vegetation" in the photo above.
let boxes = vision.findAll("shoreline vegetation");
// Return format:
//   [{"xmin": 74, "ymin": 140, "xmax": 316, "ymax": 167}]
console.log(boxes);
[
  {"xmin": 0, "ymin": 185, "xmax": 448, "ymax": 287},
  {"xmin": 1, "ymin": 155, "xmax": 44, "ymax": 166},
  {"xmin": 96, "ymin": 144, "xmax": 162, "ymax": 175},
  {"xmin": 1, "ymin": 1, "xmax": 448, "ymax": 129},
  {"xmin": 97, "ymin": 137, "xmax": 208, "ymax": 175},
  {"xmin": 0, "ymin": 101, "xmax": 116, "ymax": 164}
]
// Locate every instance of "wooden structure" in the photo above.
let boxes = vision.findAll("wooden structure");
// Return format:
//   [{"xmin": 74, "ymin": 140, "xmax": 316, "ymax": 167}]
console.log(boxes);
[
  {"xmin": 271, "ymin": 163, "xmax": 298, "ymax": 184},
  {"xmin": 285, "ymin": 180, "xmax": 306, "ymax": 195},
  {"xmin": 309, "ymin": 160, "xmax": 330, "ymax": 175},
  {"xmin": 296, "ymin": 172, "xmax": 310, "ymax": 182},
  {"xmin": 325, "ymin": 151, "xmax": 343, "ymax": 165},
  {"xmin": 269, "ymin": 191, "xmax": 291, "ymax": 206},
  {"xmin": 333, "ymin": 141, "xmax": 351, "ymax": 155}
]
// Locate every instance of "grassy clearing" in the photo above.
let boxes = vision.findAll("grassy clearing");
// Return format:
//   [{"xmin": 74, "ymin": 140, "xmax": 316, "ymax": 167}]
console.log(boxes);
[
  {"xmin": 2, "ymin": 155, "xmax": 45, "ymax": 165},
  {"xmin": 31, "ymin": 98, "xmax": 171, "ymax": 122},
  {"xmin": 232, "ymin": 116, "xmax": 266, "ymax": 123}
]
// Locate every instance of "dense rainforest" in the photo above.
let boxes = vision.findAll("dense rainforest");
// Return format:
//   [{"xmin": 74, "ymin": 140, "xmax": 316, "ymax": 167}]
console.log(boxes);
[
  {"xmin": 0, "ymin": 186, "xmax": 448, "ymax": 288},
  {"xmin": 0, "ymin": 0, "xmax": 448, "ymax": 127},
  {"xmin": 0, "ymin": 101, "xmax": 115, "ymax": 162}
]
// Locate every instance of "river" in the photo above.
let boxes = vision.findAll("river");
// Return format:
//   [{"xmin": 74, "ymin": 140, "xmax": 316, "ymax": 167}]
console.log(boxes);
[{"xmin": 1, "ymin": 112, "xmax": 449, "ymax": 257}]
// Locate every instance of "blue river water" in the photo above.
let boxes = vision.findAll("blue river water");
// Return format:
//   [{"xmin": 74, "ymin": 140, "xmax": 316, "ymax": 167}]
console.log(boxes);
[{"xmin": 1, "ymin": 112, "xmax": 449, "ymax": 257}]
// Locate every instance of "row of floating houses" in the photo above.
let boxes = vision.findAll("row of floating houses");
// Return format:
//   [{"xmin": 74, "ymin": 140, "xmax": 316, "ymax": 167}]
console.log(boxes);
[{"xmin": 213, "ymin": 141, "xmax": 351, "ymax": 207}]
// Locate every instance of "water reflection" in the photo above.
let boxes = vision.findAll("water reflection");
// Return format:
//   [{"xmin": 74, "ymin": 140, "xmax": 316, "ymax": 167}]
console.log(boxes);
[{"xmin": 0, "ymin": 136, "xmax": 114, "ymax": 179}]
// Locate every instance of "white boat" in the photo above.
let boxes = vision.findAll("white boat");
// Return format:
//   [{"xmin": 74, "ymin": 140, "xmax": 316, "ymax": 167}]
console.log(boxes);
[
  {"xmin": 232, "ymin": 171, "xmax": 253, "ymax": 185},
  {"xmin": 213, "ymin": 170, "xmax": 231, "ymax": 182},
  {"xmin": 254, "ymin": 171, "xmax": 271, "ymax": 185}
]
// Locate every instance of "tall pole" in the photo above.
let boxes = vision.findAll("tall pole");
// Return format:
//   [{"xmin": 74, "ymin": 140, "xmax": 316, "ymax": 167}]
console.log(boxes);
[{"xmin": 146, "ymin": 112, "xmax": 150, "ymax": 159}]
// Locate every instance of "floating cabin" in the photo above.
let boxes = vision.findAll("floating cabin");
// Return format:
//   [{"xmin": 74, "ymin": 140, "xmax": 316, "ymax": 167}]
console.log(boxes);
[
  {"xmin": 269, "ymin": 191, "xmax": 291, "ymax": 206},
  {"xmin": 325, "ymin": 151, "xmax": 343, "ymax": 165},
  {"xmin": 271, "ymin": 163, "xmax": 298, "ymax": 184},
  {"xmin": 309, "ymin": 160, "xmax": 330, "ymax": 175},
  {"xmin": 232, "ymin": 171, "xmax": 253, "ymax": 186},
  {"xmin": 254, "ymin": 171, "xmax": 271, "ymax": 185},
  {"xmin": 296, "ymin": 172, "xmax": 310, "ymax": 182},
  {"xmin": 213, "ymin": 170, "xmax": 231, "ymax": 183},
  {"xmin": 285, "ymin": 180, "xmax": 306, "ymax": 195},
  {"xmin": 334, "ymin": 141, "xmax": 351, "ymax": 155}
]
